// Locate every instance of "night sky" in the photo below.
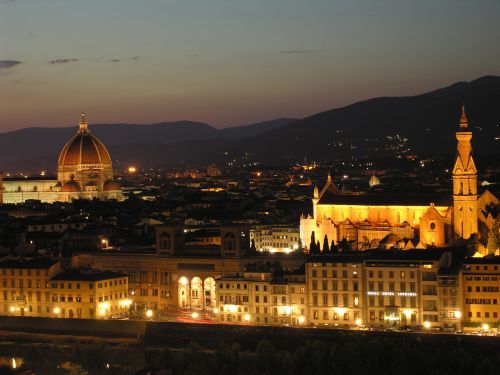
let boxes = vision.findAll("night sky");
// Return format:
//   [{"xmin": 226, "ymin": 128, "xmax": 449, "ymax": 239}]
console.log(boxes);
[{"xmin": 1, "ymin": 0, "xmax": 499, "ymax": 131}]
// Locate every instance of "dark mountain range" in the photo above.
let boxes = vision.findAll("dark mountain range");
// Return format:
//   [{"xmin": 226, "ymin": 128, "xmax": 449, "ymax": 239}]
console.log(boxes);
[
  {"xmin": 0, "ymin": 118, "xmax": 296, "ymax": 171},
  {"xmin": 1, "ymin": 76, "xmax": 499, "ymax": 172},
  {"xmin": 240, "ymin": 75, "xmax": 500, "ymax": 164}
]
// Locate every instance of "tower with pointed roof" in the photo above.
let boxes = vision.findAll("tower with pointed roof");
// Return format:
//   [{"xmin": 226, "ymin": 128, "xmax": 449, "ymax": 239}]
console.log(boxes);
[{"xmin": 452, "ymin": 105, "xmax": 478, "ymax": 240}]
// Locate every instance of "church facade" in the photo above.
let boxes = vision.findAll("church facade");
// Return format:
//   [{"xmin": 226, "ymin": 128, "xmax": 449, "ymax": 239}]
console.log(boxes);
[
  {"xmin": 300, "ymin": 107, "xmax": 497, "ymax": 252},
  {"xmin": 0, "ymin": 114, "xmax": 124, "ymax": 204}
]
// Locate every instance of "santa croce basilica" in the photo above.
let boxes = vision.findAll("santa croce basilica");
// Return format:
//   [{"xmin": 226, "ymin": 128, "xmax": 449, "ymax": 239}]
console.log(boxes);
[
  {"xmin": 300, "ymin": 106, "xmax": 499, "ymax": 254},
  {"xmin": 0, "ymin": 114, "xmax": 124, "ymax": 203}
]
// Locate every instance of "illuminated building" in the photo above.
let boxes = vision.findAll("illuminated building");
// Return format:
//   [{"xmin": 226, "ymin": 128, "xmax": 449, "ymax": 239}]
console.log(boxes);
[
  {"xmin": 50, "ymin": 270, "xmax": 129, "ymax": 319},
  {"xmin": 462, "ymin": 257, "xmax": 500, "ymax": 330},
  {"xmin": 1, "ymin": 113, "xmax": 124, "ymax": 204},
  {"xmin": 0, "ymin": 258, "xmax": 128, "ymax": 319},
  {"xmin": 300, "ymin": 106, "xmax": 498, "ymax": 251},
  {"xmin": 306, "ymin": 249, "xmax": 452, "ymax": 329},
  {"xmin": 250, "ymin": 225, "xmax": 300, "ymax": 253},
  {"xmin": 218, "ymin": 271, "xmax": 307, "ymax": 326}
]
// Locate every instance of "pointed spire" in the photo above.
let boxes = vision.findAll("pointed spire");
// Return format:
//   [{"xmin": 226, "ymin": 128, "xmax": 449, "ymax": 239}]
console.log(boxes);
[
  {"xmin": 459, "ymin": 103, "xmax": 468, "ymax": 129},
  {"xmin": 78, "ymin": 112, "xmax": 89, "ymax": 134}
]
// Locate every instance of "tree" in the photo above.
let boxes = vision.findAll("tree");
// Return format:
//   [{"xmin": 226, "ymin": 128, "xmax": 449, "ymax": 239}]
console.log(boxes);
[
  {"xmin": 309, "ymin": 231, "xmax": 317, "ymax": 253},
  {"xmin": 322, "ymin": 235, "xmax": 329, "ymax": 253},
  {"xmin": 338, "ymin": 238, "xmax": 351, "ymax": 252},
  {"xmin": 330, "ymin": 241, "xmax": 338, "ymax": 254},
  {"xmin": 250, "ymin": 239, "xmax": 257, "ymax": 253}
]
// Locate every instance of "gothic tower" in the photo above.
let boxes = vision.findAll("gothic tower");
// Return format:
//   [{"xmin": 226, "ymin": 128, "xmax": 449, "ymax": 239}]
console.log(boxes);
[{"xmin": 452, "ymin": 105, "xmax": 478, "ymax": 241}]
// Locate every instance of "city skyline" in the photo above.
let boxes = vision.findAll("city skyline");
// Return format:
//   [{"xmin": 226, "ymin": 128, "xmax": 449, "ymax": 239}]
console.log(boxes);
[{"xmin": 1, "ymin": 0, "xmax": 500, "ymax": 131}]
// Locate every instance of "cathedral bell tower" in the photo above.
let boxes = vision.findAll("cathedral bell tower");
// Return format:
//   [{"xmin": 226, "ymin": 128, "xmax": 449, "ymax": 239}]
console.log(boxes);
[{"xmin": 452, "ymin": 105, "xmax": 478, "ymax": 241}]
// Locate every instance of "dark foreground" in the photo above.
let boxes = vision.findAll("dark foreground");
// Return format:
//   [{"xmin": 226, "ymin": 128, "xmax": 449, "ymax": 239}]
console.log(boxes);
[{"xmin": 0, "ymin": 317, "xmax": 498, "ymax": 375}]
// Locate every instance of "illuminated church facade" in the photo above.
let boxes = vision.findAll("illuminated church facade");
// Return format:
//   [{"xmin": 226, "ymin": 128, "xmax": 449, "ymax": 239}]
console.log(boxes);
[
  {"xmin": 300, "ymin": 107, "xmax": 498, "ymax": 252},
  {"xmin": 0, "ymin": 114, "xmax": 124, "ymax": 204}
]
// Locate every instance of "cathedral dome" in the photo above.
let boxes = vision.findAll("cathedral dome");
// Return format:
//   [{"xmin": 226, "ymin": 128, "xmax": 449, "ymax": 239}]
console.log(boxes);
[
  {"xmin": 61, "ymin": 180, "xmax": 81, "ymax": 193},
  {"xmin": 58, "ymin": 114, "xmax": 111, "ymax": 168},
  {"xmin": 103, "ymin": 180, "xmax": 121, "ymax": 191}
]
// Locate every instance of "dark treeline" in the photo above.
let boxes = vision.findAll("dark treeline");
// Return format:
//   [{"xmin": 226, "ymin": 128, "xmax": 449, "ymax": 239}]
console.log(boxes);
[{"xmin": 4, "ymin": 335, "xmax": 499, "ymax": 375}]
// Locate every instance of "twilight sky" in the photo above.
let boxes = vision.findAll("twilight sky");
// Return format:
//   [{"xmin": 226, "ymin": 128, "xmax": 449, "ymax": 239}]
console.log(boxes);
[{"xmin": 1, "ymin": 0, "xmax": 499, "ymax": 132}]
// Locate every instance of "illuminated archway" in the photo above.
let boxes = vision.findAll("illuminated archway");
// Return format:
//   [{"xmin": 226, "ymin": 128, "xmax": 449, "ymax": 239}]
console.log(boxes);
[
  {"xmin": 191, "ymin": 277, "xmax": 203, "ymax": 308},
  {"xmin": 204, "ymin": 277, "xmax": 216, "ymax": 308},
  {"xmin": 178, "ymin": 276, "xmax": 190, "ymax": 309}
]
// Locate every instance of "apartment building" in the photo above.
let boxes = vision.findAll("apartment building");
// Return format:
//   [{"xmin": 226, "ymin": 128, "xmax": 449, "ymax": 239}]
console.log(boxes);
[
  {"xmin": 0, "ymin": 258, "xmax": 128, "ymax": 319},
  {"xmin": 218, "ymin": 271, "xmax": 307, "ymax": 326},
  {"xmin": 306, "ymin": 249, "xmax": 454, "ymax": 329},
  {"xmin": 250, "ymin": 225, "xmax": 300, "ymax": 253},
  {"xmin": 462, "ymin": 257, "xmax": 500, "ymax": 330}
]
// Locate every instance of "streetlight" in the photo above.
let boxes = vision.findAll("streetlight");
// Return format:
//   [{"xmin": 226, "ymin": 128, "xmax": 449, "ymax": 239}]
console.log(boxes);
[
  {"xmin": 53, "ymin": 307, "xmax": 61, "ymax": 315},
  {"xmin": 191, "ymin": 311, "xmax": 199, "ymax": 319},
  {"xmin": 244, "ymin": 313, "xmax": 251, "ymax": 323},
  {"xmin": 146, "ymin": 309, "xmax": 154, "ymax": 318},
  {"xmin": 423, "ymin": 321, "xmax": 431, "ymax": 330},
  {"xmin": 355, "ymin": 318, "xmax": 362, "ymax": 327}
]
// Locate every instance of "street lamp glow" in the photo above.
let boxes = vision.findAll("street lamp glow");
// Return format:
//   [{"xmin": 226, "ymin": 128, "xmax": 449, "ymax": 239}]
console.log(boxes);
[
  {"xmin": 244, "ymin": 313, "xmax": 251, "ymax": 322},
  {"xmin": 53, "ymin": 307, "xmax": 61, "ymax": 314},
  {"xmin": 146, "ymin": 309, "xmax": 153, "ymax": 318},
  {"xmin": 453, "ymin": 311, "xmax": 462, "ymax": 319},
  {"xmin": 482, "ymin": 323, "xmax": 490, "ymax": 331},
  {"xmin": 355, "ymin": 318, "xmax": 362, "ymax": 326},
  {"xmin": 298, "ymin": 315, "xmax": 305, "ymax": 324},
  {"xmin": 9, "ymin": 306, "xmax": 16, "ymax": 313},
  {"xmin": 191, "ymin": 311, "xmax": 199, "ymax": 319},
  {"xmin": 423, "ymin": 321, "xmax": 431, "ymax": 329},
  {"xmin": 212, "ymin": 307, "xmax": 219, "ymax": 314}
]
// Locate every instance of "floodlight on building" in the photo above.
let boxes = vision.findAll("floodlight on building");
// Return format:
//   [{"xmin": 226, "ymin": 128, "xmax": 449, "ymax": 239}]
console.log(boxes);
[
  {"xmin": 53, "ymin": 307, "xmax": 61, "ymax": 315},
  {"xmin": 355, "ymin": 319, "xmax": 362, "ymax": 326},
  {"xmin": 298, "ymin": 316, "xmax": 305, "ymax": 324},
  {"xmin": 191, "ymin": 311, "xmax": 199, "ymax": 319},
  {"xmin": 334, "ymin": 307, "xmax": 347, "ymax": 315},
  {"xmin": 281, "ymin": 306, "xmax": 293, "ymax": 315},
  {"xmin": 244, "ymin": 313, "xmax": 251, "ymax": 322},
  {"xmin": 423, "ymin": 321, "xmax": 431, "ymax": 329},
  {"xmin": 146, "ymin": 309, "xmax": 154, "ymax": 318},
  {"xmin": 403, "ymin": 309, "xmax": 412, "ymax": 318},
  {"xmin": 119, "ymin": 299, "xmax": 132, "ymax": 307},
  {"xmin": 9, "ymin": 306, "xmax": 16, "ymax": 313}
]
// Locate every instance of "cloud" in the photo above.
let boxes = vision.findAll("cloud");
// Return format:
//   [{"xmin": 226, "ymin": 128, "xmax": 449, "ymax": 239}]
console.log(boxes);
[
  {"xmin": 109, "ymin": 59, "xmax": 120, "ymax": 63},
  {"xmin": 49, "ymin": 58, "xmax": 78, "ymax": 64},
  {"xmin": 280, "ymin": 49, "xmax": 323, "ymax": 54},
  {"xmin": 0, "ymin": 60, "xmax": 22, "ymax": 69},
  {"xmin": 186, "ymin": 54, "xmax": 200, "ymax": 58}
]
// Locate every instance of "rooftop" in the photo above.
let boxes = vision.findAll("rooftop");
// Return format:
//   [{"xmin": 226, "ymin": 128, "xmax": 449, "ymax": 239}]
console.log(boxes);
[
  {"xmin": 52, "ymin": 269, "xmax": 126, "ymax": 282},
  {"xmin": 0, "ymin": 258, "xmax": 60, "ymax": 269},
  {"xmin": 317, "ymin": 192, "xmax": 451, "ymax": 207}
]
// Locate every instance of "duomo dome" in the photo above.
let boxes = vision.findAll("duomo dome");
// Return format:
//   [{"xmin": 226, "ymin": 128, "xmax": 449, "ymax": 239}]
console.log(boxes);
[{"xmin": 56, "ymin": 113, "xmax": 122, "ymax": 200}]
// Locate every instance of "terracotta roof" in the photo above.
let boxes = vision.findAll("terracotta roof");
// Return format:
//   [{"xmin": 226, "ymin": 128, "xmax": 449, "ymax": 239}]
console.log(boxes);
[{"xmin": 317, "ymin": 192, "xmax": 451, "ymax": 206}]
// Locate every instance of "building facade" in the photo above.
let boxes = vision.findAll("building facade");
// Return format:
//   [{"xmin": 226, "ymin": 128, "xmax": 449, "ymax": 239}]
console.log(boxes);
[{"xmin": 0, "ymin": 258, "xmax": 129, "ymax": 319}]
